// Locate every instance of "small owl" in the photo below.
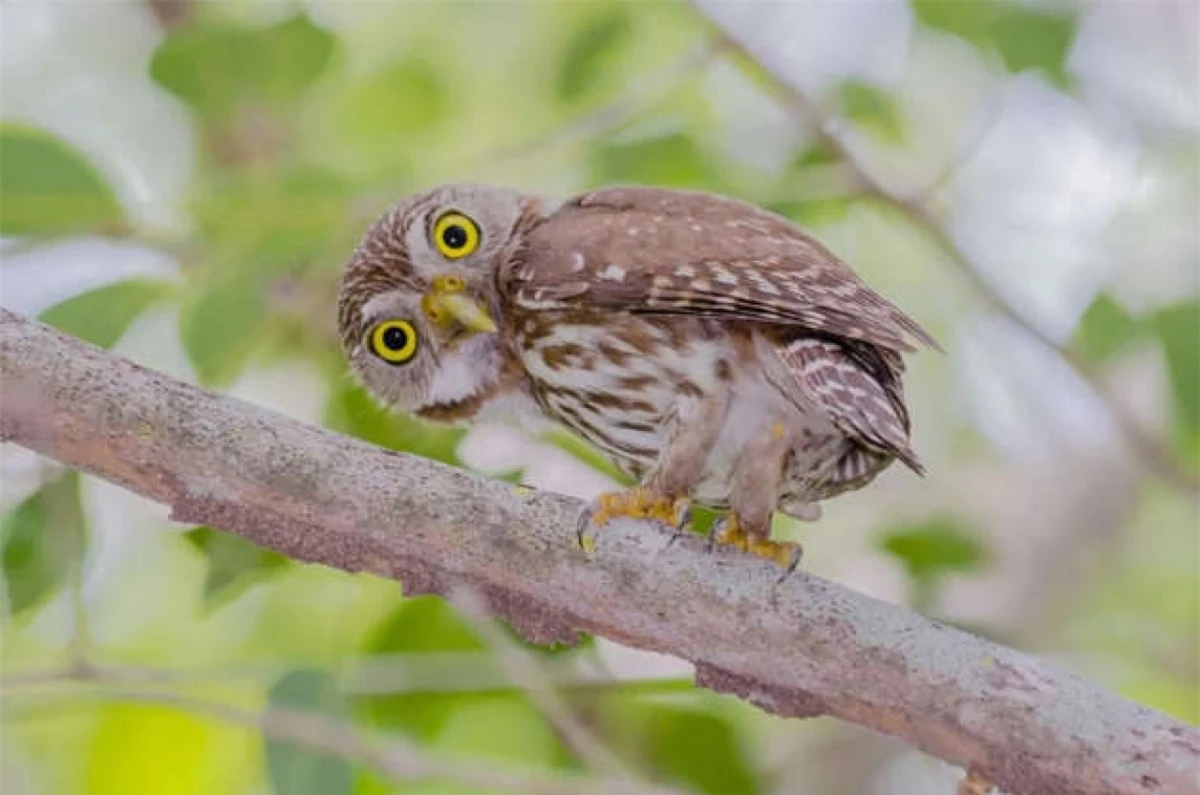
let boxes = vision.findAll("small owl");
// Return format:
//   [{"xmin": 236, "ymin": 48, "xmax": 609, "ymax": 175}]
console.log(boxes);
[{"xmin": 338, "ymin": 184, "xmax": 938, "ymax": 567}]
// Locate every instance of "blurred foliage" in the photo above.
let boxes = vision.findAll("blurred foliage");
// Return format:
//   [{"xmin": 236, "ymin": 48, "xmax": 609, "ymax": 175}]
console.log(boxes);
[
  {"xmin": 835, "ymin": 80, "xmax": 906, "ymax": 145},
  {"xmin": 184, "ymin": 527, "xmax": 290, "ymax": 607},
  {"xmin": 1152, "ymin": 302, "xmax": 1200, "ymax": 458},
  {"xmin": 911, "ymin": 0, "xmax": 1077, "ymax": 88},
  {"xmin": 267, "ymin": 670, "xmax": 354, "ymax": 795},
  {"xmin": 2, "ymin": 473, "xmax": 85, "ymax": 615},
  {"xmin": 1, "ymin": 1, "xmax": 1196, "ymax": 793},
  {"xmin": 0, "ymin": 124, "xmax": 124, "ymax": 237},
  {"xmin": 40, "ymin": 280, "xmax": 174, "ymax": 348},
  {"xmin": 880, "ymin": 518, "xmax": 989, "ymax": 614},
  {"xmin": 150, "ymin": 14, "xmax": 336, "ymax": 126}
]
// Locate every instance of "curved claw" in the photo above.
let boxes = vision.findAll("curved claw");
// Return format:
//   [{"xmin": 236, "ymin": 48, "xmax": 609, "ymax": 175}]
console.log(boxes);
[
  {"xmin": 576, "ymin": 488, "xmax": 691, "ymax": 554},
  {"xmin": 708, "ymin": 516, "xmax": 803, "ymax": 577}
]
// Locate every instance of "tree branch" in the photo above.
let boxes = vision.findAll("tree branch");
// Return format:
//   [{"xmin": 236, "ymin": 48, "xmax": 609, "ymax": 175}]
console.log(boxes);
[{"xmin": 1, "ymin": 309, "xmax": 1196, "ymax": 795}]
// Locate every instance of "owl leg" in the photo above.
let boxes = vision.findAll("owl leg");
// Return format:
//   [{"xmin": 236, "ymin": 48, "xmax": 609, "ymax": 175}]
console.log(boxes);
[
  {"xmin": 709, "ymin": 421, "xmax": 803, "ymax": 571},
  {"xmin": 577, "ymin": 389, "xmax": 729, "ymax": 549}
]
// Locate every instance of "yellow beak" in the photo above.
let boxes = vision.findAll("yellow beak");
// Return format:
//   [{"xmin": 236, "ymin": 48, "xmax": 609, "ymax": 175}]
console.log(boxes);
[{"xmin": 424, "ymin": 291, "xmax": 498, "ymax": 334}]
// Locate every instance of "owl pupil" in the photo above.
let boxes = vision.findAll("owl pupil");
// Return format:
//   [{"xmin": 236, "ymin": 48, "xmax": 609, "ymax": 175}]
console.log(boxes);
[
  {"xmin": 382, "ymin": 326, "xmax": 409, "ymax": 351},
  {"xmin": 442, "ymin": 224, "xmax": 468, "ymax": 250}
]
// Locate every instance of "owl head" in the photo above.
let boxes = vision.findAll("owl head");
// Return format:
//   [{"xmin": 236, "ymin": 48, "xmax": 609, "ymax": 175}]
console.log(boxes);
[
  {"xmin": 337, "ymin": 183, "xmax": 542, "ymax": 418},
  {"xmin": 337, "ymin": 282, "xmax": 513, "ymax": 418}
]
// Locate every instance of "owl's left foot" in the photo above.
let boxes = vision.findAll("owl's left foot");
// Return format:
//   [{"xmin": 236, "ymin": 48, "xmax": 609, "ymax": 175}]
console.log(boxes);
[
  {"xmin": 577, "ymin": 488, "xmax": 691, "ymax": 552},
  {"xmin": 709, "ymin": 516, "xmax": 803, "ymax": 573}
]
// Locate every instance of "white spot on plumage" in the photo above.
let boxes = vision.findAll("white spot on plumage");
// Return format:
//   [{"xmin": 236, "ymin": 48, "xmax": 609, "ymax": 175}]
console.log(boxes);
[
  {"xmin": 712, "ymin": 267, "xmax": 738, "ymax": 285},
  {"xmin": 599, "ymin": 264, "xmax": 626, "ymax": 282},
  {"xmin": 675, "ymin": 265, "xmax": 696, "ymax": 278},
  {"xmin": 569, "ymin": 252, "xmax": 586, "ymax": 272},
  {"xmin": 748, "ymin": 275, "xmax": 780, "ymax": 296}
]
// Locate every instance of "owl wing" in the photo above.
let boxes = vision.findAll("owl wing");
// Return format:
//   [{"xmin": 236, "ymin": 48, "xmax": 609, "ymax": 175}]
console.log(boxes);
[
  {"xmin": 504, "ymin": 186, "xmax": 939, "ymax": 353},
  {"xmin": 773, "ymin": 335, "xmax": 923, "ymax": 474}
]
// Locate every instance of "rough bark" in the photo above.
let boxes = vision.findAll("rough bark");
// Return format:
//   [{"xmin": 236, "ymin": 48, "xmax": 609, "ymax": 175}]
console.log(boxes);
[{"xmin": 1, "ymin": 309, "xmax": 1196, "ymax": 795}]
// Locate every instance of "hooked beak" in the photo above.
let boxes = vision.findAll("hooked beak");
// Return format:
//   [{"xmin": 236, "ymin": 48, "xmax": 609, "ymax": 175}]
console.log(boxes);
[{"xmin": 422, "ymin": 279, "xmax": 497, "ymax": 334}]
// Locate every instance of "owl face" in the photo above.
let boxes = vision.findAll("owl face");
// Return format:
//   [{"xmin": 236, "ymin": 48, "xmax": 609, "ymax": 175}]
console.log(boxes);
[
  {"xmin": 339, "ymin": 284, "xmax": 507, "ymax": 416},
  {"xmin": 394, "ymin": 182, "xmax": 531, "ymax": 293},
  {"xmin": 337, "ymin": 183, "xmax": 544, "ymax": 418}
]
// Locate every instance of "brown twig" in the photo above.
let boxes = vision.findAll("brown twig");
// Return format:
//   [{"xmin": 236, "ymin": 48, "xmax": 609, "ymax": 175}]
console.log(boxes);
[
  {"xmin": 2, "ymin": 311, "xmax": 1196, "ymax": 794},
  {"xmin": 695, "ymin": 12, "xmax": 1198, "ymax": 498}
]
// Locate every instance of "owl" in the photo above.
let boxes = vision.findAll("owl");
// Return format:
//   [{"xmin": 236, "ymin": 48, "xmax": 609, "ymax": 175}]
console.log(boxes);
[{"xmin": 338, "ymin": 184, "xmax": 938, "ymax": 568}]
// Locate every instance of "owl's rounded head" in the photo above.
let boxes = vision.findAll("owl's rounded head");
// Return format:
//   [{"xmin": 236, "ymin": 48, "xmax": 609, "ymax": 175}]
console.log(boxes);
[
  {"xmin": 345, "ymin": 183, "xmax": 537, "ymax": 302},
  {"xmin": 337, "ymin": 183, "xmax": 548, "ymax": 419},
  {"xmin": 337, "ymin": 284, "xmax": 508, "ymax": 418}
]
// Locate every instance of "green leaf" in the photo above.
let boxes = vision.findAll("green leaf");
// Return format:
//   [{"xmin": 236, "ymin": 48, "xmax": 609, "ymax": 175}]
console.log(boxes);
[
  {"xmin": 990, "ymin": 7, "xmax": 1076, "ymax": 85},
  {"xmin": 1074, "ymin": 293, "xmax": 1142, "ymax": 363},
  {"xmin": 557, "ymin": 10, "xmax": 633, "ymax": 101},
  {"xmin": 266, "ymin": 670, "xmax": 353, "ymax": 795},
  {"xmin": 881, "ymin": 518, "xmax": 988, "ymax": 611},
  {"xmin": 604, "ymin": 700, "xmax": 758, "ymax": 795},
  {"xmin": 179, "ymin": 269, "xmax": 266, "ymax": 387},
  {"xmin": 0, "ymin": 123, "xmax": 124, "ymax": 237},
  {"xmin": 593, "ymin": 131, "xmax": 714, "ymax": 189},
  {"xmin": 2, "ymin": 473, "xmax": 86, "ymax": 615},
  {"xmin": 150, "ymin": 14, "xmax": 335, "ymax": 119},
  {"xmin": 254, "ymin": 15, "xmax": 338, "ymax": 102},
  {"xmin": 767, "ymin": 199, "xmax": 852, "ymax": 230},
  {"xmin": 911, "ymin": 0, "xmax": 1006, "ymax": 42},
  {"xmin": 192, "ymin": 166, "xmax": 354, "ymax": 272},
  {"xmin": 882, "ymin": 518, "xmax": 987, "ymax": 581},
  {"xmin": 835, "ymin": 80, "xmax": 905, "ymax": 144},
  {"xmin": 39, "ymin": 280, "xmax": 172, "ymax": 349},
  {"xmin": 911, "ymin": 0, "xmax": 1077, "ymax": 88},
  {"xmin": 324, "ymin": 378, "xmax": 464, "ymax": 465},
  {"xmin": 1151, "ymin": 301, "xmax": 1200, "ymax": 440},
  {"xmin": 184, "ymin": 527, "xmax": 288, "ymax": 607},
  {"xmin": 329, "ymin": 57, "xmax": 446, "ymax": 174},
  {"xmin": 367, "ymin": 596, "xmax": 485, "ymax": 655}
]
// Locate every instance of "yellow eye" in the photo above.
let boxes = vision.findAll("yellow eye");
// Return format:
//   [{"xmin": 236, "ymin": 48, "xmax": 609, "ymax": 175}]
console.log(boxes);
[
  {"xmin": 368, "ymin": 320, "xmax": 418, "ymax": 364},
  {"xmin": 432, "ymin": 212, "xmax": 480, "ymax": 259}
]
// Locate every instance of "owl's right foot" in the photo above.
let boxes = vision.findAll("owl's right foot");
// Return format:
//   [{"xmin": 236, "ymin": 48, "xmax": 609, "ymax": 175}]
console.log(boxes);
[
  {"xmin": 577, "ymin": 488, "xmax": 691, "ymax": 552},
  {"xmin": 708, "ymin": 515, "xmax": 803, "ymax": 574}
]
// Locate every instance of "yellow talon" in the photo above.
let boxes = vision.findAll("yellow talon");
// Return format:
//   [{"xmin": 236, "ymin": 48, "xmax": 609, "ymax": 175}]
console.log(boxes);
[
  {"xmin": 712, "ymin": 516, "xmax": 803, "ymax": 570},
  {"xmin": 588, "ymin": 488, "xmax": 690, "ymax": 528}
]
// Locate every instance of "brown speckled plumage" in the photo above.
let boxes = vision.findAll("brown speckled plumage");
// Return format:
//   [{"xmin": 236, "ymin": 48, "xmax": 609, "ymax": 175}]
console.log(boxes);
[{"xmin": 338, "ymin": 183, "xmax": 938, "ymax": 561}]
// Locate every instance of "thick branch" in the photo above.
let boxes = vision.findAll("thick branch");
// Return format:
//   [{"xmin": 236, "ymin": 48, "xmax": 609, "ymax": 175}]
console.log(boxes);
[{"xmin": 1, "ymin": 309, "xmax": 1196, "ymax": 795}]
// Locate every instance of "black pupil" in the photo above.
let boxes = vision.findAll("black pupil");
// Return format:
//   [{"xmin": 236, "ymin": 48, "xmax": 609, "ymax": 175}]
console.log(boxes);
[
  {"xmin": 382, "ymin": 326, "xmax": 409, "ymax": 352},
  {"xmin": 442, "ymin": 223, "xmax": 468, "ymax": 250}
]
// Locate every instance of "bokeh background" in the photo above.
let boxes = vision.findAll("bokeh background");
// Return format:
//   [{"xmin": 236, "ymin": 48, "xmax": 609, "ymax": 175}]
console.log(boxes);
[{"xmin": 1, "ymin": 1, "xmax": 1197, "ymax": 793}]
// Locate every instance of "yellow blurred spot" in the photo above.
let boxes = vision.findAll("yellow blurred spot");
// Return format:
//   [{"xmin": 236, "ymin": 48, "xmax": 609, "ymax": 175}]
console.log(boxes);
[
  {"xmin": 580, "ymin": 534, "xmax": 597, "ymax": 554},
  {"xmin": 772, "ymin": 422, "xmax": 785, "ymax": 440},
  {"xmin": 88, "ymin": 701, "xmax": 256, "ymax": 795}
]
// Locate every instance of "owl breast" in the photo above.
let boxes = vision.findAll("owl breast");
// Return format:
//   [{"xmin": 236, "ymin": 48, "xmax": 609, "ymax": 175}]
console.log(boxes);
[
  {"xmin": 512, "ymin": 312, "xmax": 718, "ymax": 472},
  {"xmin": 510, "ymin": 311, "xmax": 861, "ymax": 510}
]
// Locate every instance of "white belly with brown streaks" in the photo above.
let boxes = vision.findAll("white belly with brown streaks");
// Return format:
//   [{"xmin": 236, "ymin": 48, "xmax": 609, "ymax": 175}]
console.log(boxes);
[{"xmin": 514, "ymin": 315, "xmax": 846, "ymax": 511}]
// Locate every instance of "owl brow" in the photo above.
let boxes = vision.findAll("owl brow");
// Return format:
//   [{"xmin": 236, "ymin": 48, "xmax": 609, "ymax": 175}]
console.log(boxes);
[{"xmin": 410, "ymin": 194, "xmax": 449, "ymax": 240}]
